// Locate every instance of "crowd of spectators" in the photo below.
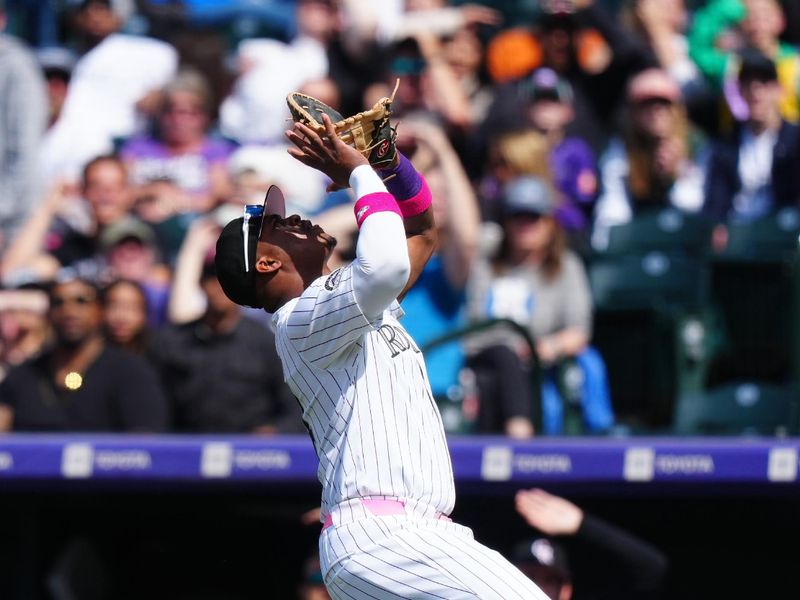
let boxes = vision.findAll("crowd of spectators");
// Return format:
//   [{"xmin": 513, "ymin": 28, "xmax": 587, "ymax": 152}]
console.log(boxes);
[{"xmin": 1, "ymin": 0, "xmax": 800, "ymax": 437}]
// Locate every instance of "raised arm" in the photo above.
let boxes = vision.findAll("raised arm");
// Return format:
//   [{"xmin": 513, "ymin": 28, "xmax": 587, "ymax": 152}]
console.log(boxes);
[
  {"xmin": 376, "ymin": 151, "xmax": 439, "ymax": 301},
  {"xmin": 1, "ymin": 182, "xmax": 70, "ymax": 282},
  {"xmin": 286, "ymin": 114, "xmax": 433, "ymax": 318}
]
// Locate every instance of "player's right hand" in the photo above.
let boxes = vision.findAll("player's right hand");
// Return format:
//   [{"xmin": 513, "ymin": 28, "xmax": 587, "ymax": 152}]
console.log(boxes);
[{"xmin": 286, "ymin": 113, "xmax": 369, "ymax": 190}]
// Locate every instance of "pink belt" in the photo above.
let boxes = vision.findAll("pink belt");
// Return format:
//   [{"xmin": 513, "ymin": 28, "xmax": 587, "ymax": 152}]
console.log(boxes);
[{"xmin": 322, "ymin": 498, "xmax": 451, "ymax": 531}]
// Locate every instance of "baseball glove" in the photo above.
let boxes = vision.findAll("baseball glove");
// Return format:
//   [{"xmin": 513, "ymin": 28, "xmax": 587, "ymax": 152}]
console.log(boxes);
[{"xmin": 287, "ymin": 80, "xmax": 400, "ymax": 169}]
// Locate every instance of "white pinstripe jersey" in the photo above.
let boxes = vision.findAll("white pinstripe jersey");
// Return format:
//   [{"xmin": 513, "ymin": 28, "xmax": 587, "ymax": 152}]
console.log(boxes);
[{"xmin": 272, "ymin": 263, "xmax": 456, "ymax": 521}]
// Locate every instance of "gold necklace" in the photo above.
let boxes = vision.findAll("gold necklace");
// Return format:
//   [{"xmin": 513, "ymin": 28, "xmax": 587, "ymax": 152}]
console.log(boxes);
[{"xmin": 63, "ymin": 371, "xmax": 83, "ymax": 391}]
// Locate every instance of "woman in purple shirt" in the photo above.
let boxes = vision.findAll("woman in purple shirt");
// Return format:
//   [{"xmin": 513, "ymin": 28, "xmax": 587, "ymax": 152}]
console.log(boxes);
[{"xmin": 120, "ymin": 68, "xmax": 235, "ymax": 217}]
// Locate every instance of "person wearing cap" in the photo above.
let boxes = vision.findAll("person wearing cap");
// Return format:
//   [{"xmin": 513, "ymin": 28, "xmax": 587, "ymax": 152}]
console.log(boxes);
[
  {"xmin": 702, "ymin": 49, "xmax": 800, "ymax": 236},
  {"xmin": 477, "ymin": 0, "xmax": 657, "ymax": 175},
  {"xmin": 527, "ymin": 67, "xmax": 598, "ymax": 241},
  {"xmin": 467, "ymin": 175, "xmax": 614, "ymax": 435},
  {"xmin": 511, "ymin": 537, "xmax": 573, "ymax": 600},
  {"xmin": 215, "ymin": 115, "xmax": 550, "ymax": 598},
  {"xmin": 512, "ymin": 488, "xmax": 670, "ymax": 600},
  {"xmin": 36, "ymin": 46, "xmax": 77, "ymax": 130},
  {"xmin": 591, "ymin": 68, "xmax": 708, "ymax": 250},
  {"xmin": 689, "ymin": 0, "xmax": 800, "ymax": 125},
  {"xmin": 0, "ymin": 274, "xmax": 169, "ymax": 433},
  {"xmin": 100, "ymin": 216, "xmax": 171, "ymax": 327}
]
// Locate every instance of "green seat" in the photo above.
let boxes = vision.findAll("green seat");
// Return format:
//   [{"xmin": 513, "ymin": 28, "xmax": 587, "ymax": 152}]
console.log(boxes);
[
  {"xmin": 673, "ymin": 381, "xmax": 800, "ymax": 436},
  {"xmin": 589, "ymin": 253, "xmax": 714, "ymax": 429},
  {"xmin": 721, "ymin": 208, "xmax": 800, "ymax": 263},
  {"xmin": 590, "ymin": 252, "xmax": 710, "ymax": 313},
  {"xmin": 709, "ymin": 208, "xmax": 800, "ymax": 384},
  {"xmin": 604, "ymin": 208, "xmax": 713, "ymax": 259}
]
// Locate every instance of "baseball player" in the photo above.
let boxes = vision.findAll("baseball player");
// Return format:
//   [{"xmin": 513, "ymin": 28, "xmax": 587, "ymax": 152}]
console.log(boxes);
[{"xmin": 215, "ymin": 114, "xmax": 547, "ymax": 599}]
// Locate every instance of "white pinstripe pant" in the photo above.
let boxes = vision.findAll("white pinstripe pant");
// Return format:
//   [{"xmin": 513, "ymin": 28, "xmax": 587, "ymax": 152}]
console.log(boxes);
[{"xmin": 320, "ymin": 514, "xmax": 549, "ymax": 599}]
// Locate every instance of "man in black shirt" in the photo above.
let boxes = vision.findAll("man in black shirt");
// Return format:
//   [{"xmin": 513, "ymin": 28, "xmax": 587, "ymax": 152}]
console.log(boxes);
[
  {"xmin": 0, "ymin": 275, "xmax": 169, "ymax": 432},
  {"xmin": 152, "ymin": 262, "xmax": 300, "ymax": 433}
]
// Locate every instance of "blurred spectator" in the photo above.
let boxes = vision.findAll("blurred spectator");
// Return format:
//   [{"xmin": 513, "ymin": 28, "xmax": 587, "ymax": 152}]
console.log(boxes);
[
  {"xmin": 120, "ymin": 68, "xmax": 236, "ymax": 217},
  {"xmin": 101, "ymin": 278, "xmax": 152, "ymax": 355},
  {"xmin": 219, "ymin": 0, "xmax": 336, "ymax": 144},
  {"xmin": 36, "ymin": 45, "xmax": 78, "ymax": 129},
  {"xmin": 702, "ymin": 50, "xmax": 800, "ymax": 246},
  {"xmin": 527, "ymin": 67, "xmax": 598, "ymax": 240},
  {"xmin": 298, "ymin": 551, "xmax": 331, "ymax": 600},
  {"xmin": 689, "ymin": 0, "xmax": 800, "ymax": 125},
  {"xmin": 441, "ymin": 25, "xmax": 495, "ymax": 128},
  {"xmin": 100, "ymin": 216, "xmax": 171, "ymax": 326},
  {"xmin": 592, "ymin": 68, "xmax": 708, "ymax": 250},
  {"xmin": 39, "ymin": 0, "xmax": 178, "ymax": 186},
  {"xmin": 468, "ymin": 176, "xmax": 614, "ymax": 435},
  {"xmin": 0, "ymin": 275, "xmax": 169, "ymax": 432},
  {"xmin": 482, "ymin": 0, "xmax": 656, "ymax": 156},
  {"xmin": 364, "ymin": 1, "xmax": 500, "ymax": 137},
  {"xmin": 480, "ymin": 128, "xmax": 552, "ymax": 221},
  {"xmin": 2, "ymin": 154, "xmax": 135, "ymax": 285},
  {"xmin": 513, "ymin": 488, "xmax": 669, "ymax": 600},
  {"xmin": 363, "ymin": 37, "xmax": 430, "ymax": 121},
  {"xmin": 371, "ymin": 0, "xmax": 501, "ymax": 45},
  {"xmin": 151, "ymin": 260, "xmax": 300, "ymax": 434},
  {"xmin": 621, "ymin": 0, "xmax": 706, "ymax": 103},
  {"xmin": 0, "ymin": 5, "xmax": 48, "ymax": 252},
  {"xmin": 0, "ymin": 284, "xmax": 49, "ymax": 382},
  {"xmin": 166, "ymin": 216, "xmax": 218, "ymax": 325}
]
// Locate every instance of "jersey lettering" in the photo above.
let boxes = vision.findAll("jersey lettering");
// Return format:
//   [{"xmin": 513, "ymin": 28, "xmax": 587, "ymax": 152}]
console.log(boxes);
[{"xmin": 377, "ymin": 324, "xmax": 421, "ymax": 357}]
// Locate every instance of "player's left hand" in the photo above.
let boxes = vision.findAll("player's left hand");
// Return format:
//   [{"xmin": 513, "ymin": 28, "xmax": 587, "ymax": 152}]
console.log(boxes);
[{"xmin": 286, "ymin": 113, "xmax": 369, "ymax": 190}]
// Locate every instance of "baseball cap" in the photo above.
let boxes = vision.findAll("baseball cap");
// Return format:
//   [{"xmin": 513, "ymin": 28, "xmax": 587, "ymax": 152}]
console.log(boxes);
[
  {"xmin": 100, "ymin": 216, "xmax": 156, "ymax": 250},
  {"xmin": 529, "ymin": 67, "xmax": 573, "ymax": 104},
  {"xmin": 627, "ymin": 68, "xmax": 680, "ymax": 104},
  {"xmin": 511, "ymin": 537, "xmax": 571, "ymax": 579},
  {"xmin": 502, "ymin": 176, "xmax": 556, "ymax": 218},
  {"xmin": 214, "ymin": 186, "xmax": 286, "ymax": 308},
  {"xmin": 36, "ymin": 46, "xmax": 77, "ymax": 79},
  {"xmin": 737, "ymin": 48, "xmax": 778, "ymax": 83}
]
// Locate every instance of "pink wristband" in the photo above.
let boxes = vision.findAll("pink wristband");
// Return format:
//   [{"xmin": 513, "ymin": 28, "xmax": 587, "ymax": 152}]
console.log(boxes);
[
  {"xmin": 398, "ymin": 177, "xmax": 432, "ymax": 218},
  {"xmin": 354, "ymin": 192, "xmax": 402, "ymax": 228}
]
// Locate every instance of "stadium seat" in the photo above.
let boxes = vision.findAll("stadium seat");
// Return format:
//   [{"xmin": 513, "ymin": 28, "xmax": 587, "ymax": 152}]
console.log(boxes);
[
  {"xmin": 604, "ymin": 208, "xmax": 714, "ymax": 259},
  {"xmin": 589, "ymin": 252, "xmax": 714, "ymax": 430},
  {"xmin": 590, "ymin": 251, "xmax": 710, "ymax": 313},
  {"xmin": 708, "ymin": 208, "xmax": 800, "ymax": 384},
  {"xmin": 720, "ymin": 208, "xmax": 800, "ymax": 263},
  {"xmin": 673, "ymin": 381, "xmax": 800, "ymax": 436}
]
